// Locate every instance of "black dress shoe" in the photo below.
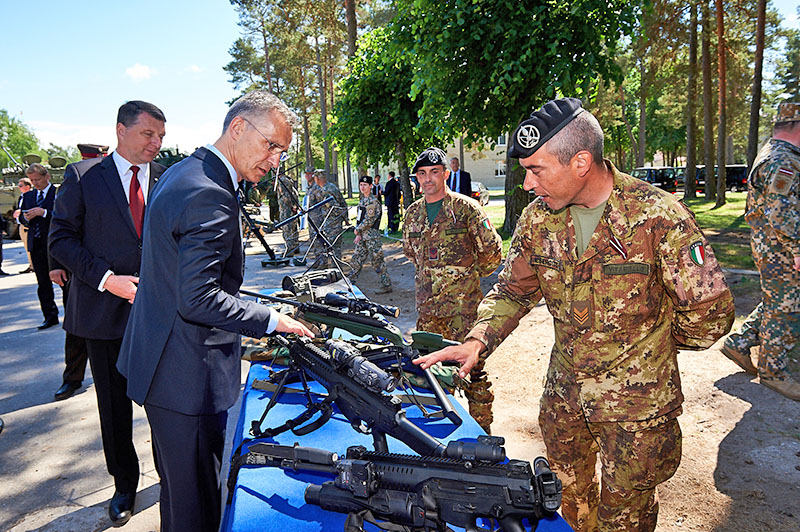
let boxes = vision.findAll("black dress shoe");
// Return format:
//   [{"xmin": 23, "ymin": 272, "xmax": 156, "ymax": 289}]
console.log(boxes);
[
  {"xmin": 37, "ymin": 318, "xmax": 59, "ymax": 330},
  {"xmin": 54, "ymin": 382, "xmax": 81, "ymax": 401},
  {"xmin": 109, "ymin": 490, "xmax": 135, "ymax": 526},
  {"xmin": 0, "ymin": 417, "xmax": 4, "ymax": 434}
]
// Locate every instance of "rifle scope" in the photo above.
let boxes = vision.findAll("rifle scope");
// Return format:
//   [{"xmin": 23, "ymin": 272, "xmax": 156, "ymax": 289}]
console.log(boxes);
[{"xmin": 326, "ymin": 339, "xmax": 397, "ymax": 393}]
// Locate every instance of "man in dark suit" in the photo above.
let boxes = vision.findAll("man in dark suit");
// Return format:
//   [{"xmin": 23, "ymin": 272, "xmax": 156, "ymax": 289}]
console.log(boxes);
[
  {"xmin": 19, "ymin": 163, "xmax": 58, "ymax": 328},
  {"xmin": 384, "ymin": 171, "xmax": 401, "ymax": 232},
  {"xmin": 117, "ymin": 90, "xmax": 313, "ymax": 532},
  {"xmin": 448, "ymin": 156, "xmax": 472, "ymax": 196},
  {"xmin": 49, "ymin": 101, "xmax": 168, "ymax": 526}
]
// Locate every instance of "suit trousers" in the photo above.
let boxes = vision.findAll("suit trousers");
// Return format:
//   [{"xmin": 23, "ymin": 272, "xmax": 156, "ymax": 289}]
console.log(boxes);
[
  {"xmin": 19, "ymin": 225, "xmax": 33, "ymax": 267},
  {"xmin": 61, "ymin": 279, "xmax": 88, "ymax": 384},
  {"xmin": 30, "ymin": 242, "xmax": 58, "ymax": 321},
  {"xmin": 85, "ymin": 338, "xmax": 139, "ymax": 493},
  {"xmin": 387, "ymin": 203, "xmax": 400, "ymax": 232},
  {"xmin": 145, "ymin": 403, "xmax": 227, "ymax": 532}
]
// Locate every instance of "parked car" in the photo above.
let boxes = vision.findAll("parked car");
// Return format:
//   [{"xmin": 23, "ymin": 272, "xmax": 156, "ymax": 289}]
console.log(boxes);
[
  {"xmin": 630, "ymin": 166, "xmax": 677, "ymax": 193},
  {"xmin": 725, "ymin": 164, "xmax": 748, "ymax": 192},
  {"xmin": 470, "ymin": 181, "xmax": 490, "ymax": 205},
  {"xmin": 675, "ymin": 166, "xmax": 685, "ymax": 186}
]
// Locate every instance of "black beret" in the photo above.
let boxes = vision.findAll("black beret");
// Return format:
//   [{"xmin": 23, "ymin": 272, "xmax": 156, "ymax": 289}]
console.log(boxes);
[
  {"xmin": 412, "ymin": 147, "xmax": 448, "ymax": 173},
  {"xmin": 359, "ymin": 175, "xmax": 373, "ymax": 185},
  {"xmin": 508, "ymin": 98, "xmax": 585, "ymax": 159}
]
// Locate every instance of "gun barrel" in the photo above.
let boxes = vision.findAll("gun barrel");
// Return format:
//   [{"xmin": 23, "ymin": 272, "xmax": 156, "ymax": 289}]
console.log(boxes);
[{"xmin": 240, "ymin": 289, "xmax": 302, "ymax": 308}]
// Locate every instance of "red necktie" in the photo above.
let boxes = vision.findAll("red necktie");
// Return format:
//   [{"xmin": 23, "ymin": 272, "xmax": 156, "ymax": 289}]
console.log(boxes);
[{"xmin": 129, "ymin": 165, "xmax": 145, "ymax": 238}]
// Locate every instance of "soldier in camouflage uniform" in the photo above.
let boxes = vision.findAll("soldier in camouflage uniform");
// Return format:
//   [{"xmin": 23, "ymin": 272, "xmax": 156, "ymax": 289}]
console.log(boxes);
[
  {"xmin": 416, "ymin": 99, "xmax": 735, "ymax": 532},
  {"xmin": 307, "ymin": 170, "xmax": 348, "ymax": 268},
  {"xmin": 276, "ymin": 173, "xmax": 300, "ymax": 255},
  {"xmin": 721, "ymin": 102, "xmax": 800, "ymax": 401},
  {"xmin": 351, "ymin": 175, "xmax": 392, "ymax": 293},
  {"xmin": 403, "ymin": 147, "xmax": 503, "ymax": 433}
]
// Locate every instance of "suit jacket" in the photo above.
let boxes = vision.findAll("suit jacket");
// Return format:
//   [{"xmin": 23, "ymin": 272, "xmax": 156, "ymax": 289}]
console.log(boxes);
[
  {"xmin": 117, "ymin": 147, "xmax": 273, "ymax": 415},
  {"xmin": 448, "ymin": 170, "xmax": 472, "ymax": 196},
  {"xmin": 20, "ymin": 185, "xmax": 57, "ymax": 253},
  {"xmin": 383, "ymin": 178, "xmax": 401, "ymax": 208},
  {"xmin": 49, "ymin": 155, "xmax": 165, "ymax": 340}
]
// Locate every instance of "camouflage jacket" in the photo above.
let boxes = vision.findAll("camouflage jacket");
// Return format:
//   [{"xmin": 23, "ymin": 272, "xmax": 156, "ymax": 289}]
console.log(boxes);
[
  {"xmin": 355, "ymin": 194, "xmax": 381, "ymax": 236},
  {"xmin": 277, "ymin": 175, "xmax": 298, "ymax": 209},
  {"xmin": 467, "ymin": 161, "xmax": 735, "ymax": 422},
  {"xmin": 403, "ymin": 190, "xmax": 502, "ymax": 320},
  {"xmin": 308, "ymin": 181, "xmax": 348, "ymax": 225}
]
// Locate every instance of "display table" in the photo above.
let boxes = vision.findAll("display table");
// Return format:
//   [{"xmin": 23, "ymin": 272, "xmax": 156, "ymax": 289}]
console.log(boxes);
[{"xmin": 222, "ymin": 361, "xmax": 573, "ymax": 532}]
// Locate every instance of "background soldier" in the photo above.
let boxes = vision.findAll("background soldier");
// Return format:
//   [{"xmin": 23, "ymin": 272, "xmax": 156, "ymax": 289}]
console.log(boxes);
[
  {"xmin": 403, "ymin": 147, "xmax": 502, "ymax": 433},
  {"xmin": 416, "ymin": 99, "xmax": 735, "ymax": 532},
  {"xmin": 307, "ymin": 170, "xmax": 348, "ymax": 268},
  {"xmin": 722, "ymin": 101, "xmax": 800, "ymax": 401},
  {"xmin": 277, "ymin": 173, "xmax": 300, "ymax": 256},
  {"xmin": 350, "ymin": 175, "xmax": 392, "ymax": 294}
]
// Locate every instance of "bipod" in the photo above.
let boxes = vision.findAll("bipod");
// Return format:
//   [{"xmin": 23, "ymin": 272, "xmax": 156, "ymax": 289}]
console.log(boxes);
[{"xmin": 237, "ymin": 190, "xmax": 282, "ymax": 263}]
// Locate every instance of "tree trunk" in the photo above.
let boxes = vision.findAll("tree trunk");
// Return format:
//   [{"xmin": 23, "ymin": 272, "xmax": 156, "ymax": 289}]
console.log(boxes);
[
  {"xmin": 715, "ymin": 0, "xmax": 727, "ymax": 207},
  {"xmin": 637, "ymin": 59, "xmax": 646, "ymax": 167},
  {"xmin": 260, "ymin": 19, "xmax": 273, "ymax": 93},
  {"xmin": 503, "ymin": 153, "xmax": 530, "ymax": 234},
  {"xmin": 618, "ymin": 85, "xmax": 636, "ymax": 168},
  {"xmin": 315, "ymin": 40, "xmax": 331, "ymax": 178},
  {"xmin": 344, "ymin": 0, "xmax": 357, "ymax": 57},
  {"xmin": 685, "ymin": 2, "xmax": 698, "ymax": 199},
  {"xmin": 345, "ymin": 153, "xmax": 353, "ymax": 198},
  {"xmin": 702, "ymin": 0, "xmax": 715, "ymax": 199},
  {"xmin": 746, "ymin": 0, "xmax": 766, "ymax": 170},
  {"xmin": 395, "ymin": 141, "xmax": 414, "ymax": 210}
]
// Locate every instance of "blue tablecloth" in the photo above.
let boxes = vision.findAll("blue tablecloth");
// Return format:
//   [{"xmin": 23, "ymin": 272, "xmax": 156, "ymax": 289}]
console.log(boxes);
[{"xmin": 222, "ymin": 361, "xmax": 573, "ymax": 532}]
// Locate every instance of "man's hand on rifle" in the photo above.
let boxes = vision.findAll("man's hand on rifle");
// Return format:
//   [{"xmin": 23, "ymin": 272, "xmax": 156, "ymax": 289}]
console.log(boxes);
[
  {"xmin": 274, "ymin": 312, "xmax": 315, "ymax": 337},
  {"xmin": 414, "ymin": 338, "xmax": 485, "ymax": 379}
]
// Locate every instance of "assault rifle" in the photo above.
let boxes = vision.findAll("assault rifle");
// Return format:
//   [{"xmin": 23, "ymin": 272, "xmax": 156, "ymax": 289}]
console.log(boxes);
[
  {"xmin": 248, "ymin": 336, "xmax": 484, "ymax": 458},
  {"xmin": 241, "ymin": 288, "xmax": 460, "ymax": 427},
  {"xmin": 229, "ymin": 441, "xmax": 562, "ymax": 532}
]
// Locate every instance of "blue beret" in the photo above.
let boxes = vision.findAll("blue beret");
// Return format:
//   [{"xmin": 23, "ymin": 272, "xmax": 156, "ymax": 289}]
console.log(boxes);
[
  {"xmin": 412, "ymin": 147, "xmax": 448, "ymax": 173},
  {"xmin": 508, "ymin": 98, "xmax": 585, "ymax": 159}
]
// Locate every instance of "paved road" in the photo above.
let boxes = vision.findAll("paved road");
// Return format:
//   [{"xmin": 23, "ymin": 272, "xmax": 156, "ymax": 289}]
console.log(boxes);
[{"xmin": 0, "ymin": 231, "xmax": 314, "ymax": 532}]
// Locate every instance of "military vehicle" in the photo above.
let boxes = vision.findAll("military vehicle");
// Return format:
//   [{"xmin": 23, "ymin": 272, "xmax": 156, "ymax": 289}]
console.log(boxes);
[
  {"xmin": 1, "ymin": 148, "xmax": 67, "ymax": 238},
  {"xmin": 154, "ymin": 147, "xmax": 188, "ymax": 168}
]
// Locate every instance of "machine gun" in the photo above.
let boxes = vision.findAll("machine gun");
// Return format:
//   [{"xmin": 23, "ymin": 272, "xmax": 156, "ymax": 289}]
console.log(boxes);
[
  {"xmin": 229, "ymin": 441, "xmax": 562, "ymax": 532},
  {"xmin": 240, "ymin": 288, "xmax": 462, "ymax": 427},
  {"xmin": 248, "ymin": 335, "xmax": 484, "ymax": 460}
]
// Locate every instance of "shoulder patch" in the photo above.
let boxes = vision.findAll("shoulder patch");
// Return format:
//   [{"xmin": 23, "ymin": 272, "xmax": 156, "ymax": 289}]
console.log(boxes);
[
  {"xmin": 770, "ymin": 167, "xmax": 795, "ymax": 195},
  {"xmin": 689, "ymin": 241, "xmax": 705, "ymax": 266}
]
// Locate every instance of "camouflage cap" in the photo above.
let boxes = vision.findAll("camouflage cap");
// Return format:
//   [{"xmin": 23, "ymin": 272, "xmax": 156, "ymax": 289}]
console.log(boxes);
[
  {"xmin": 508, "ymin": 97, "xmax": 585, "ymax": 159},
  {"xmin": 776, "ymin": 102, "xmax": 800, "ymax": 124}
]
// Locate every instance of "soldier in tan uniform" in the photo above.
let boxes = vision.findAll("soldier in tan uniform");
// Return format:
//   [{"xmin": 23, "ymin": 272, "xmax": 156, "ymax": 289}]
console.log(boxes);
[
  {"xmin": 722, "ymin": 102, "xmax": 800, "ymax": 401},
  {"xmin": 416, "ymin": 99, "xmax": 735, "ymax": 532},
  {"xmin": 403, "ymin": 147, "xmax": 502, "ymax": 433},
  {"xmin": 307, "ymin": 170, "xmax": 348, "ymax": 268},
  {"xmin": 351, "ymin": 175, "xmax": 392, "ymax": 294},
  {"xmin": 276, "ymin": 173, "xmax": 300, "ymax": 255}
]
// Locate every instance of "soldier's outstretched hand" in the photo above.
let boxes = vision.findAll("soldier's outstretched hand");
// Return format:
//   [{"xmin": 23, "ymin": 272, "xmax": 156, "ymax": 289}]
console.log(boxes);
[
  {"xmin": 274, "ymin": 313, "xmax": 315, "ymax": 337},
  {"xmin": 414, "ymin": 338, "xmax": 484, "ymax": 379}
]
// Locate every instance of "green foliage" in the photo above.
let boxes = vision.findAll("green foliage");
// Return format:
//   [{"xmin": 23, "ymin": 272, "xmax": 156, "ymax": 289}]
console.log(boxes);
[
  {"xmin": 330, "ymin": 27, "xmax": 437, "ymax": 165},
  {"xmin": 45, "ymin": 143, "xmax": 80, "ymax": 164},
  {"xmin": 776, "ymin": 22, "xmax": 800, "ymax": 100},
  {"xmin": 393, "ymin": 0, "xmax": 640, "ymax": 145},
  {"xmin": 0, "ymin": 109, "xmax": 40, "ymax": 168}
]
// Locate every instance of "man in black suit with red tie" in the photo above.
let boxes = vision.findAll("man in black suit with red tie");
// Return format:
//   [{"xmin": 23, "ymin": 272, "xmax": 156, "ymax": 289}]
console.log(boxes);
[
  {"xmin": 448, "ymin": 156, "xmax": 472, "ymax": 196},
  {"xmin": 118, "ymin": 91, "xmax": 313, "ymax": 532},
  {"xmin": 19, "ymin": 163, "xmax": 59, "ymax": 328},
  {"xmin": 49, "ymin": 101, "xmax": 167, "ymax": 527}
]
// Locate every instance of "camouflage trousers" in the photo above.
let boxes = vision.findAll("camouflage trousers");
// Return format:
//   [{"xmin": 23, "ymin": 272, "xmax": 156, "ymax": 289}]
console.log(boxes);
[
  {"xmin": 539, "ymin": 389, "xmax": 682, "ymax": 532},
  {"xmin": 351, "ymin": 231, "xmax": 391, "ymax": 287},
  {"xmin": 310, "ymin": 220, "xmax": 343, "ymax": 268},
  {"xmin": 279, "ymin": 202, "xmax": 299, "ymax": 252},
  {"xmin": 725, "ymin": 301, "xmax": 800, "ymax": 378},
  {"xmin": 417, "ymin": 313, "xmax": 494, "ymax": 434}
]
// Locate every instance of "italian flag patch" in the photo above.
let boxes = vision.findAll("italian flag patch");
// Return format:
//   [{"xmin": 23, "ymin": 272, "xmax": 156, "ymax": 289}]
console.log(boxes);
[
  {"xmin": 689, "ymin": 241, "xmax": 705, "ymax": 266},
  {"xmin": 483, "ymin": 218, "xmax": 493, "ymax": 230}
]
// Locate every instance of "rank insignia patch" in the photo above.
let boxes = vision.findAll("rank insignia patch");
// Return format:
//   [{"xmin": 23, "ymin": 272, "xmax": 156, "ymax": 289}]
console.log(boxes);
[
  {"xmin": 570, "ymin": 301, "xmax": 591, "ymax": 328},
  {"xmin": 689, "ymin": 241, "xmax": 705, "ymax": 266},
  {"xmin": 429, "ymin": 247, "xmax": 439, "ymax": 261},
  {"xmin": 771, "ymin": 168, "xmax": 794, "ymax": 195}
]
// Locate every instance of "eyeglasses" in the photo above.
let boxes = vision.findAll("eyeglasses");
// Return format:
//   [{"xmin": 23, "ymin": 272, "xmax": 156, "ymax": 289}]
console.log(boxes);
[{"xmin": 241, "ymin": 117, "xmax": 289, "ymax": 161}]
